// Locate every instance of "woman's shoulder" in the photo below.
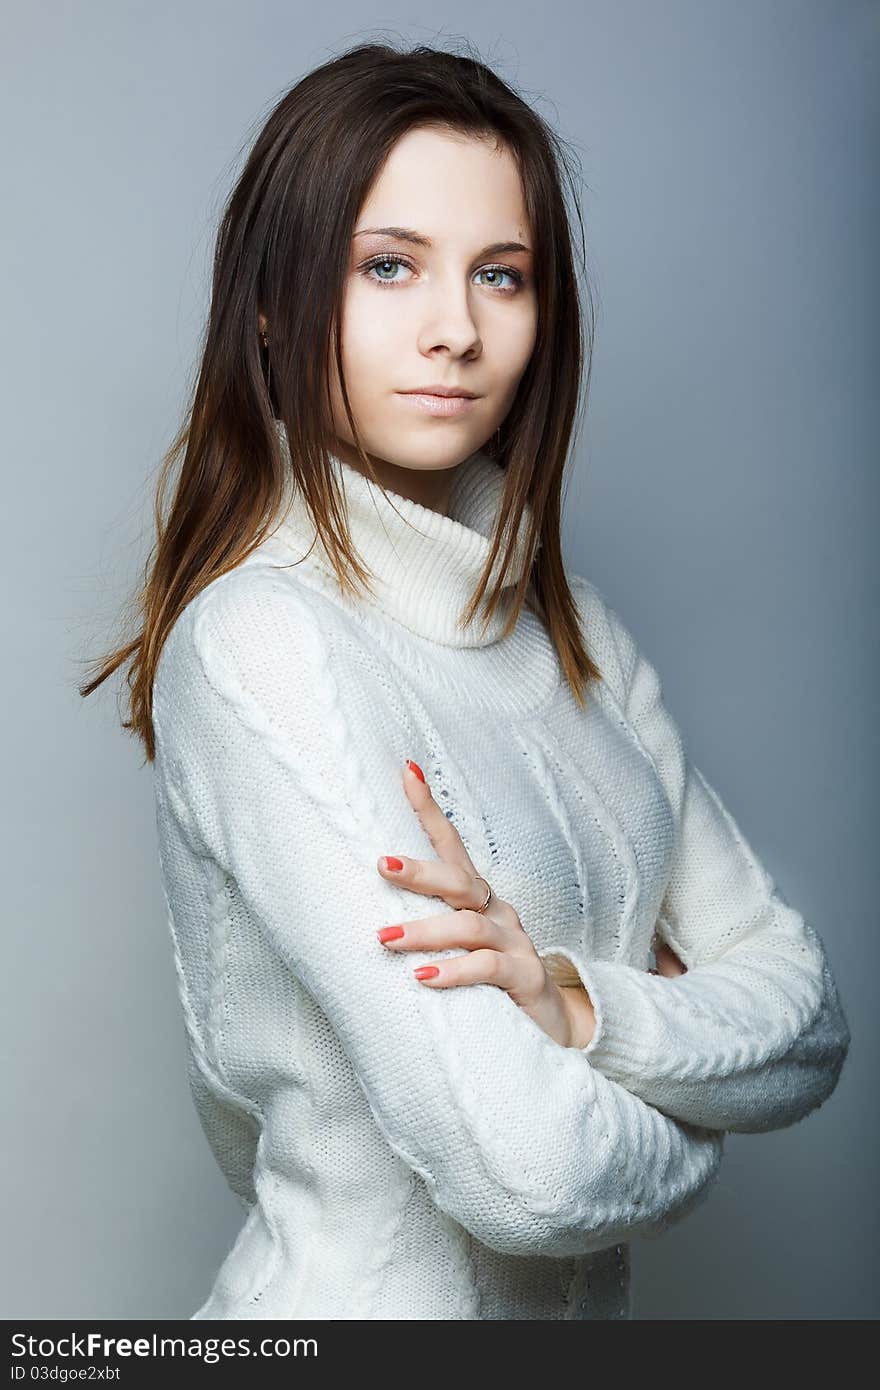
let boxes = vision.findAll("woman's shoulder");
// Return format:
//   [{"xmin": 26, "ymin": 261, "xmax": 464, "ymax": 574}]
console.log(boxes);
[
  {"xmin": 154, "ymin": 558, "xmax": 340, "ymax": 726},
  {"xmin": 152, "ymin": 558, "xmax": 357, "ymax": 808},
  {"xmin": 566, "ymin": 569, "xmax": 633, "ymax": 705},
  {"xmin": 567, "ymin": 569, "xmax": 621, "ymax": 628},
  {"xmin": 168, "ymin": 555, "xmax": 341, "ymax": 655}
]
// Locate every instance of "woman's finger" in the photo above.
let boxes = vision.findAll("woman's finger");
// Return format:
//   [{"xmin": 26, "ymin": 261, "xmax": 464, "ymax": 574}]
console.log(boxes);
[
  {"xmin": 377, "ymin": 906, "xmax": 505, "ymax": 957},
  {"xmin": 376, "ymin": 760, "xmax": 488, "ymax": 908},
  {"xmin": 377, "ymin": 908, "xmax": 547, "ymax": 1003},
  {"xmin": 401, "ymin": 760, "xmax": 477, "ymax": 874},
  {"xmin": 412, "ymin": 946, "xmax": 527, "ymax": 991},
  {"xmin": 383, "ymin": 762, "xmax": 525, "ymax": 935},
  {"xmin": 377, "ymin": 851, "xmax": 484, "ymax": 910}
]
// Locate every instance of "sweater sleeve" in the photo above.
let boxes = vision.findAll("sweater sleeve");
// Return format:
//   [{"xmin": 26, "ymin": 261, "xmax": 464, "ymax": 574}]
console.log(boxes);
[
  {"xmin": 152, "ymin": 570, "xmax": 723, "ymax": 1259},
  {"xmin": 541, "ymin": 582, "xmax": 851, "ymax": 1135}
]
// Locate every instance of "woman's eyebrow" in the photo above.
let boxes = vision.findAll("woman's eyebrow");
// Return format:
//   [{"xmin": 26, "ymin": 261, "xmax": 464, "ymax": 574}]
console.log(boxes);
[{"xmin": 354, "ymin": 226, "xmax": 532, "ymax": 257}]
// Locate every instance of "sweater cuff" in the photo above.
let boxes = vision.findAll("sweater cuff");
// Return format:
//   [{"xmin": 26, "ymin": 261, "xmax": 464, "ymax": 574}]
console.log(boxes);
[{"xmin": 539, "ymin": 945, "xmax": 666, "ymax": 1078}]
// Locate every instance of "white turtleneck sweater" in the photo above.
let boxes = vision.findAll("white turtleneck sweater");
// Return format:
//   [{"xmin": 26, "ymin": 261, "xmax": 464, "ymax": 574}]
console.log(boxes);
[{"xmin": 150, "ymin": 424, "xmax": 850, "ymax": 1320}]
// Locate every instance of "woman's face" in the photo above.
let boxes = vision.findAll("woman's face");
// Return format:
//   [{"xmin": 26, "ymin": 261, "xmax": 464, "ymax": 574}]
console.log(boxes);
[{"xmin": 329, "ymin": 125, "xmax": 538, "ymax": 489}]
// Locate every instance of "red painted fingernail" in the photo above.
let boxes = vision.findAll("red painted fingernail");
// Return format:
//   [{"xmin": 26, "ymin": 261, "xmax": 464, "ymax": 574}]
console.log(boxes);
[
  {"xmin": 413, "ymin": 965, "xmax": 439, "ymax": 980},
  {"xmin": 377, "ymin": 925, "xmax": 405, "ymax": 943},
  {"xmin": 382, "ymin": 856, "xmax": 404, "ymax": 872},
  {"xmin": 406, "ymin": 760, "xmax": 425, "ymax": 783}
]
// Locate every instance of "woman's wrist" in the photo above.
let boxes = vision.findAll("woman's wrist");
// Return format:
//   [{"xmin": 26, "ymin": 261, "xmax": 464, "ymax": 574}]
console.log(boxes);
[{"xmin": 560, "ymin": 983, "xmax": 597, "ymax": 1049}]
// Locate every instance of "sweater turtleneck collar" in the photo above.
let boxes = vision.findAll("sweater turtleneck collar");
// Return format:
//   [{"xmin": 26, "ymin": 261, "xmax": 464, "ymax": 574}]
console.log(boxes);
[{"xmin": 264, "ymin": 418, "xmax": 536, "ymax": 649}]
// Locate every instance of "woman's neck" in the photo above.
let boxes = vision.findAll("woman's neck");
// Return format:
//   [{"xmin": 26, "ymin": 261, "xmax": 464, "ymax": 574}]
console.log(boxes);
[{"xmin": 329, "ymin": 440, "xmax": 457, "ymax": 517}]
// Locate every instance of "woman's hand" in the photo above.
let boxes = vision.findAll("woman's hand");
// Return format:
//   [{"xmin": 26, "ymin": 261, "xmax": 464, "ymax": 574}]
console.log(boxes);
[{"xmin": 375, "ymin": 760, "xmax": 577, "ymax": 1048}]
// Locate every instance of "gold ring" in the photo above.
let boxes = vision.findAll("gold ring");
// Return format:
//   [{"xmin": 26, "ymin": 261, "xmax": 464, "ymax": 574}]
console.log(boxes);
[{"xmin": 473, "ymin": 875, "xmax": 492, "ymax": 913}]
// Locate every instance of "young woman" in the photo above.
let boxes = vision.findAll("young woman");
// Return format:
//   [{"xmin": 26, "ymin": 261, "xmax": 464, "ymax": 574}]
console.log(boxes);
[{"xmin": 82, "ymin": 40, "xmax": 850, "ymax": 1321}]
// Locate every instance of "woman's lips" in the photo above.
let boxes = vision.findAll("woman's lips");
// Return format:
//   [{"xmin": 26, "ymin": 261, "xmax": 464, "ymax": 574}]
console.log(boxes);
[{"xmin": 396, "ymin": 392, "xmax": 479, "ymax": 417}]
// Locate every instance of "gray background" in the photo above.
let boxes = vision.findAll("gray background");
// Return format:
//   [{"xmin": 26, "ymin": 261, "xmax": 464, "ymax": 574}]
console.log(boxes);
[{"xmin": 2, "ymin": 1, "xmax": 876, "ymax": 1320}]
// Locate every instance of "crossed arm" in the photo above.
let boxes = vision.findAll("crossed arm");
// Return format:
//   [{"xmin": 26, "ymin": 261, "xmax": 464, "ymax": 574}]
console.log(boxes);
[{"xmin": 539, "ymin": 581, "xmax": 852, "ymax": 1135}]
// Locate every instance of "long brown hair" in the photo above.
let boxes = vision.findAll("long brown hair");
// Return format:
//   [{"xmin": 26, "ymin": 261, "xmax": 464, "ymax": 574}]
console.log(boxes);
[{"xmin": 78, "ymin": 38, "xmax": 602, "ymax": 763}]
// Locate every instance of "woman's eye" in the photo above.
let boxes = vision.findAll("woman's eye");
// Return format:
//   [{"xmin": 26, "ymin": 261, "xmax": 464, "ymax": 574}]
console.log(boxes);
[
  {"xmin": 474, "ymin": 266, "xmax": 523, "ymax": 291},
  {"xmin": 361, "ymin": 255, "xmax": 414, "ymax": 286},
  {"xmin": 359, "ymin": 255, "xmax": 524, "ymax": 292}
]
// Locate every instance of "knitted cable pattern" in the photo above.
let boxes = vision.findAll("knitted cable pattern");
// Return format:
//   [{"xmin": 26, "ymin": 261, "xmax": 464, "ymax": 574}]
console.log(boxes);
[
  {"xmin": 178, "ymin": 574, "xmax": 723, "ymax": 1242},
  {"xmin": 149, "ymin": 449, "xmax": 849, "ymax": 1317}
]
